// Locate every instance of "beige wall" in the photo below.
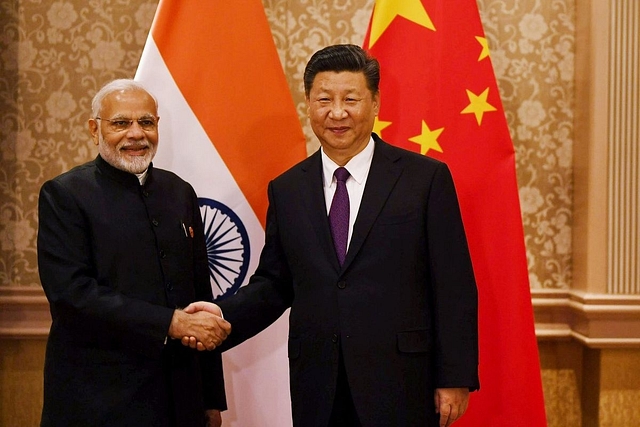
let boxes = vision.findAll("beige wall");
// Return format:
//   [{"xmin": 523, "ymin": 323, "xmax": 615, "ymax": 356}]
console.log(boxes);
[
  {"xmin": 1, "ymin": 0, "xmax": 639, "ymax": 426},
  {"xmin": 0, "ymin": 0, "xmax": 574, "ymax": 292}
]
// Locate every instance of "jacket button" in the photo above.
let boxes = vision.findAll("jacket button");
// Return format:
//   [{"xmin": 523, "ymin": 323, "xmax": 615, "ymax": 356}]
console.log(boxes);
[
  {"xmin": 152, "ymin": 219, "xmax": 159, "ymax": 226},
  {"xmin": 159, "ymin": 250, "xmax": 166, "ymax": 258},
  {"xmin": 166, "ymin": 282, "xmax": 173, "ymax": 291},
  {"xmin": 142, "ymin": 190, "xmax": 150, "ymax": 197},
  {"xmin": 337, "ymin": 281, "xmax": 346, "ymax": 289},
  {"xmin": 331, "ymin": 334, "xmax": 338, "ymax": 343}
]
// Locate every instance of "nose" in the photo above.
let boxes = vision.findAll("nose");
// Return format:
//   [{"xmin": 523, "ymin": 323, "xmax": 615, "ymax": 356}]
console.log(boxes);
[
  {"xmin": 328, "ymin": 101, "xmax": 348, "ymax": 119},
  {"xmin": 126, "ymin": 121, "xmax": 145, "ymax": 138}
]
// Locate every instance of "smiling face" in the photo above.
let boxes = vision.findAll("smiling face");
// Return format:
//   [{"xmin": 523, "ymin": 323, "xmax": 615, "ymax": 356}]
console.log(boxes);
[
  {"xmin": 306, "ymin": 71, "xmax": 380, "ymax": 166},
  {"xmin": 88, "ymin": 88, "xmax": 159, "ymax": 174}
]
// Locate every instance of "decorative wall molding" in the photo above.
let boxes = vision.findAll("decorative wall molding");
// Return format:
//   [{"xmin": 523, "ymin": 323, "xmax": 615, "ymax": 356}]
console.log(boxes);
[
  {"xmin": 0, "ymin": 286, "xmax": 51, "ymax": 338},
  {"xmin": 533, "ymin": 289, "xmax": 640, "ymax": 348},
  {"xmin": 607, "ymin": 0, "xmax": 640, "ymax": 295},
  {"xmin": 3, "ymin": 286, "xmax": 640, "ymax": 349}
]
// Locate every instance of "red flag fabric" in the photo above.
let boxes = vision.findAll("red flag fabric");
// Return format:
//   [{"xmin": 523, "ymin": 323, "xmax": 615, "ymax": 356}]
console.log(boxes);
[{"xmin": 363, "ymin": 1, "xmax": 547, "ymax": 425}]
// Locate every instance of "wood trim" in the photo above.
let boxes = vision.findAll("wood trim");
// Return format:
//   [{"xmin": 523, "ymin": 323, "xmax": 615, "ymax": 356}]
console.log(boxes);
[
  {"xmin": 0, "ymin": 286, "xmax": 51, "ymax": 338},
  {"xmin": 533, "ymin": 289, "xmax": 640, "ymax": 348},
  {"xmin": 3, "ymin": 286, "xmax": 640, "ymax": 348}
]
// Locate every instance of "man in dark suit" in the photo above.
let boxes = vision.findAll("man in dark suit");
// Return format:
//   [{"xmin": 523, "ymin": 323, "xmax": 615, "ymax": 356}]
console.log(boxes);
[
  {"xmin": 187, "ymin": 45, "xmax": 479, "ymax": 427},
  {"xmin": 37, "ymin": 79, "xmax": 231, "ymax": 427}
]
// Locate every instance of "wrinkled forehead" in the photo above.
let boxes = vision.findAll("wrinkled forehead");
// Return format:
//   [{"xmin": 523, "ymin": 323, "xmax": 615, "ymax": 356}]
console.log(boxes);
[{"xmin": 100, "ymin": 89, "xmax": 158, "ymax": 118}]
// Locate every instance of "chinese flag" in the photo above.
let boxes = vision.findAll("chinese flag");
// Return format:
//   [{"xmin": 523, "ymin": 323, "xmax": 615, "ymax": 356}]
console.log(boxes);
[
  {"xmin": 136, "ymin": 1, "xmax": 306, "ymax": 425},
  {"xmin": 363, "ymin": 1, "xmax": 547, "ymax": 425}
]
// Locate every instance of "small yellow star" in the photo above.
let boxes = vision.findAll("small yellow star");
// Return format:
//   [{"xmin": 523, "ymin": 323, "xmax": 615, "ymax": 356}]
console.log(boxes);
[
  {"xmin": 373, "ymin": 117, "xmax": 392, "ymax": 137},
  {"xmin": 369, "ymin": 0, "xmax": 436, "ymax": 48},
  {"xmin": 409, "ymin": 121, "xmax": 444, "ymax": 155},
  {"xmin": 476, "ymin": 36, "xmax": 490, "ymax": 61},
  {"xmin": 461, "ymin": 88, "xmax": 497, "ymax": 125}
]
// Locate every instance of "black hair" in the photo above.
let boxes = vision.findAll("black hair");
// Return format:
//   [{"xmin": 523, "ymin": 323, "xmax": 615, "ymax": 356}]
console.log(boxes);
[{"xmin": 303, "ymin": 44, "xmax": 380, "ymax": 97}]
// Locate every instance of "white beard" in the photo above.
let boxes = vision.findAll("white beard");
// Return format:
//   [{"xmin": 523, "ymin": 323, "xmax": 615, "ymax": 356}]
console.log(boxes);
[{"xmin": 98, "ymin": 133, "xmax": 157, "ymax": 174}]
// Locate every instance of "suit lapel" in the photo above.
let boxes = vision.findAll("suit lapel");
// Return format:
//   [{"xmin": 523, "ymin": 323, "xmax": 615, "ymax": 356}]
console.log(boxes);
[
  {"xmin": 342, "ymin": 137, "xmax": 402, "ymax": 272},
  {"xmin": 299, "ymin": 151, "xmax": 341, "ymax": 270}
]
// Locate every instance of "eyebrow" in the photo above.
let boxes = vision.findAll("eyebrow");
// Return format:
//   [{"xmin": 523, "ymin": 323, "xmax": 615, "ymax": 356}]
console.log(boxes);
[
  {"xmin": 314, "ymin": 87, "xmax": 361, "ymax": 95},
  {"xmin": 108, "ymin": 113, "xmax": 156, "ymax": 119}
]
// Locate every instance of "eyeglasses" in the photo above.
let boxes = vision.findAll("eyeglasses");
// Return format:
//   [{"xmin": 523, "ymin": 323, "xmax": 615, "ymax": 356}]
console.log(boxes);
[{"xmin": 95, "ymin": 116, "xmax": 158, "ymax": 132}]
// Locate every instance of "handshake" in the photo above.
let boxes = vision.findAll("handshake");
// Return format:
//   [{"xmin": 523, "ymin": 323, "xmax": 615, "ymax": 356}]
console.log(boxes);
[{"xmin": 168, "ymin": 302, "xmax": 229, "ymax": 351}]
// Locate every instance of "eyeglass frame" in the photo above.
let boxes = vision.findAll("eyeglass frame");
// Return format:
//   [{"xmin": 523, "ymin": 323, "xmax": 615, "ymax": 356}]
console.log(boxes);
[{"xmin": 94, "ymin": 115, "xmax": 159, "ymax": 132}]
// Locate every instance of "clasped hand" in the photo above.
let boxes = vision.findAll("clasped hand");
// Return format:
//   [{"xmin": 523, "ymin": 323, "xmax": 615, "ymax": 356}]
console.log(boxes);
[
  {"xmin": 179, "ymin": 302, "xmax": 228, "ymax": 351},
  {"xmin": 168, "ymin": 304, "xmax": 230, "ymax": 351}
]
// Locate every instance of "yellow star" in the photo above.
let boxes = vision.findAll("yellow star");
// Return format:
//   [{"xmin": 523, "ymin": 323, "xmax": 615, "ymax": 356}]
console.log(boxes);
[
  {"xmin": 373, "ymin": 117, "xmax": 392, "ymax": 137},
  {"xmin": 476, "ymin": 36, "xmax": 490, "ymax": 61},
  {"xmin": 461, "ymin": 88, "xmax": 497, "ymax": 125},
  {"xmin": 409, "ymin": 121, "xmax": 444, "ymax": 155},
  {"xmin": 369, "ymin": 0, "xmax": 436, "ymax": 48}
]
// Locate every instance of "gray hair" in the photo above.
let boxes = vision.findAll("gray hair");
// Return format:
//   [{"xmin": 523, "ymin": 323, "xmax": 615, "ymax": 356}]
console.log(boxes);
[{"xmin": 91, "ymin": 79, "xmax": 158, "ymax": 117}]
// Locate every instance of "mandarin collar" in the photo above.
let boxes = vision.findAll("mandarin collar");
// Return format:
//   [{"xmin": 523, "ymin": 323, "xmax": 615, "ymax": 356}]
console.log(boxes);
[{"xmin": 94, "ymin": 154, "xmax": 154, "ymax": 188}]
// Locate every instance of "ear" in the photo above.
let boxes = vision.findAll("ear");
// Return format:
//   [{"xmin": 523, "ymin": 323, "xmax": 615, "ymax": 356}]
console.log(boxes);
[
  {"xmin": 88, "ymin": 118, "xmax": 100, "ymax": 146},
  {"xmin": 372, "ymin": 91, "xmax": 381, "ymax": 116}
]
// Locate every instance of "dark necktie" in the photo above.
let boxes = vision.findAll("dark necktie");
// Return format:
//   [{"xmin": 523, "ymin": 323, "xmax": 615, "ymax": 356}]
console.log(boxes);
[{"xmin": 329, "ymin": 167, "xmax": 350, "ymax": 266}]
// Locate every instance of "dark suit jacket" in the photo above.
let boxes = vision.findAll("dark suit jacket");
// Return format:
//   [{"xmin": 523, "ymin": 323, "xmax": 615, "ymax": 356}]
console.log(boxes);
[
  {"xmin": 218, "ymin": 135, "xmax": 479, "ymax": 427},
  {"xmin": 37, "ymin": 155, "xmax": 226, "ymax": 427}
]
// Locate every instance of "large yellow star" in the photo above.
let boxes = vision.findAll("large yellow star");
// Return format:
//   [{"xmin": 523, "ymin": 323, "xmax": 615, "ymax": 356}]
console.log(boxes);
[
  {"xmin": 461, "ymin": 88, "xmax": 497, "ymax": 125},
  {"xmin": 476, "ymin": 36, "xmax": 490, "ymax": 61},
  {"xmin": 373, "ymin": 117, "xmax": 392, "ymax": 136},
  {"xmin": 409, "ymin": 121, "xmax": 444, "ymax": 155},
  {"xmin": 369, "ymin": 0, "xmax": 436, "ymax": 48}
]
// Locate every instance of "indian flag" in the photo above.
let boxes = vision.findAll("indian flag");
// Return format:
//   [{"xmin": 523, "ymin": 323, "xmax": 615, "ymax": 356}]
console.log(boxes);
[{"xmin": 135, "ymin": 1, "xmax": 306, "ymax": 425}]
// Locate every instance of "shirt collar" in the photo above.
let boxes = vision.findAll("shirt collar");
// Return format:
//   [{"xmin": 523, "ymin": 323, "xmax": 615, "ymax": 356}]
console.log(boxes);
[
  {"xmin": 321, "ymin": 136, "xmax": 375, "ymax": 187},
  {"xmin": 135, "ymin": 169, "xmax": 149, "ymax": 185}
]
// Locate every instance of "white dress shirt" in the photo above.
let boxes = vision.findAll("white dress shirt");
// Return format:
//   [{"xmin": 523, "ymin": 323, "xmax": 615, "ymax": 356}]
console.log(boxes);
[{"xmin": 321, "ymin": 137, "xmax": 375, "ymax": 249}]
